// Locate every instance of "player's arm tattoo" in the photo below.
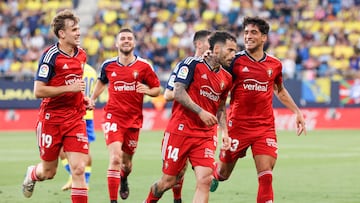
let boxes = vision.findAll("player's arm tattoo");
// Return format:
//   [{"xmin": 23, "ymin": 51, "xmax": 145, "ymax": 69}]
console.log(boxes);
[
  {"xmin": 216, "ymin": 99, "xmax": 227, "ymax": 130},
  {"xmin": 174, "ymin": 82, "xmax": 202, "ymax": 114}
]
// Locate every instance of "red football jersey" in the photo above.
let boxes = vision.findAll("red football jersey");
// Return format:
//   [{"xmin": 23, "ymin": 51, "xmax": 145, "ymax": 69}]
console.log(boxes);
[
  {"xmin": 228, "ymin": 50, "xmax": 283, "ymax": 134},
  {"xmin": 35, "ymin": 44, "xmax": 87, "ymax": 124},
  {"xmin": 98, "ymin": 56, "xmax": 160, "ymax": 128},
  {"xmin": 166, "ymin": 57, "xmax": 232, "ymax": 137}
]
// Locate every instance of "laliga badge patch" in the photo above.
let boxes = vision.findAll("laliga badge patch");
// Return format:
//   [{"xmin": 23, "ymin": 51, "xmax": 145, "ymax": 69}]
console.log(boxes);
[
  {"xmin": 168, "ymin": 75, "xmax": 176, "ymax": 87},
  {"xmin": 177, "ymin": 66, "xmax": 189, "ymax": 79},
  {"xmin": 38, "ymin": 64, "xmax": 49, "ymax": 78}
]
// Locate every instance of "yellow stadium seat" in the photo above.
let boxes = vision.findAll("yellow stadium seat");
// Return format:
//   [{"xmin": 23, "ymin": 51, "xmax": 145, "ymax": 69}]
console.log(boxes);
[
  {"xmin": 103, "ymin": 10, "xmax": 117, "ymax": 24},
  {"xmin": 9, "ymin": 61, "xmax": 22, "ymax": 73},
  {"xmin": 102, "ymin": 35, "xmax": 115, "ymax": 49},
  {"xmin": 202, "ymin": 10, "xmax": 216, "ymax": 21},
  {"xmin": 274, "ymin": 45, "xmax": 288, "ymax": 60},
  {"xmin": 348, "ymin": 32, "xmax": 360, "ymax": 45},
  {"xmin": 42, "ymin": 1, "xmax": 60, "ymax": 11},
  {"xmin": 26, "ymin": 0, "xmax": 42, "ymax": 11}
]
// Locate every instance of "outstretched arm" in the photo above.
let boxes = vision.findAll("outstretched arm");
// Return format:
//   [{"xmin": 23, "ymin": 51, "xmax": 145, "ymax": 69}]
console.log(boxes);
[
  {"xmin": 216, "ymin": 99, "xmax": 231, "ymax": 150},
  {"xmin": 89, "ymin": 80, "xmax": 107, "ymax": 107}
]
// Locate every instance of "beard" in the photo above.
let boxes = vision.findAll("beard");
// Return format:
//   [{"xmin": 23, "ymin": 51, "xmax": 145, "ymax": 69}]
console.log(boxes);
[{"xmin": 120, "ymin": 47, "xmax": 134, "ymax": 56}]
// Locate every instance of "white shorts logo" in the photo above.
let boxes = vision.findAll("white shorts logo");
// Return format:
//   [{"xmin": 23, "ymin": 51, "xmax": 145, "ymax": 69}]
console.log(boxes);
[{"xmin": 177, "ymin": 66, "xmax": 189, "ymax": 79}]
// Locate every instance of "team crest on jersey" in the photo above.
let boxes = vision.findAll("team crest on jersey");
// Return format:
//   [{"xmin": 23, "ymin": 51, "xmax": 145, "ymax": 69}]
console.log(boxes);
[
  {"xmin": 267, "ymin": 69, "xmax": 273, "ymax": 77},
  {"xmin": 220, "ymin": 81, "xmax": 225, "ymax": 90},
  {"xmin": 38, "ymin": 64, "xmax": 49, "ymax": 78},
  {"xmin": 133, "ymin": 71, "xmax": 139, "ymax": 79},
  {"xmin": 177, "ymin": 66, "xmax": 189, "ymax": 79}
]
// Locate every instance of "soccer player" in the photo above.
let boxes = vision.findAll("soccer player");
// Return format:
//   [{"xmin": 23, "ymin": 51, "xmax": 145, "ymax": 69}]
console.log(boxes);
[
  {"xmin": 163, "ymin": 29, "xmax": 211, "ymax": 203},
  {"xmin": 60, "ymin": 63, "xmax": 97, "ymax": 191},
  {"xmin": 22, "ymin": 9, "xmax": 90, "ymax": 203},
  {"xmin": 210, "ymin": 16, "xmax": 307, "ymax": 203},
  {"xmin": 143, "ymin": 31, "xmax": 237, "ymax": 203},
  {"xmin": 90, "ymin": 28, "xmax": 161, "ymax": 203}
]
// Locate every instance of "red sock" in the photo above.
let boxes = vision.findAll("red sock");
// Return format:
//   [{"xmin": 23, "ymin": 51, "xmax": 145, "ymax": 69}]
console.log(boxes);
[
  {"xmin": 107, "ymin": 169, "xmax": 120, "ymax": 201},
  {"xmin": 213, "ymin": 162, "xmax": 226, "ymax": 181},
  {"xmin": 71, "ymin": 187, "xmax": 88, "ymax": 203},
  {"xmin": 31, "ymin": 165, "xmax": 40, "ymax": 181},
  {"xmin": 257, "ymin": 170, "xmax": 273, "ymax": 203},
  {"xmin": 145, "ymin": 187, "xmax": 161, "ymax": 203},
  {"xmin": 172, "ymin": 177, "xmax": 184, "ymax": 200}
]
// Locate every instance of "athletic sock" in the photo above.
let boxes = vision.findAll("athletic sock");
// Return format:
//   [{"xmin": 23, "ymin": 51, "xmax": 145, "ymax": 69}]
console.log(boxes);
[
  {"xmin": 107, "ymin": 169, "xmax": 120, "ymax": 201},
  {"xmin": 212, "ymin": 163, "xmax": 226, "ymax": 181},
  {"xmin": 31, "ymin": 165, "xmax": 40, "ymax": 181},
  {"xmin": 71, "ymin": 187, "xmax": 88, "ymax": 203},
  {"xmin": 257, "ymin": 170, "xmax": 273, "ymax": 203},
  {"xmin": 172, "ymin": 176, "xmax": 184, "ymax": 200},
  {"xmin": 145, "ymin": 188, "xmax": 161, "ymax": 203}
]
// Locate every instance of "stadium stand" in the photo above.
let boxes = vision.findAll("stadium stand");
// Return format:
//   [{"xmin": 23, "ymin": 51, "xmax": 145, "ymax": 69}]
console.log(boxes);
[{"xmin": 0, "ymin": 0, "xmax": 359, "ymax": 81}]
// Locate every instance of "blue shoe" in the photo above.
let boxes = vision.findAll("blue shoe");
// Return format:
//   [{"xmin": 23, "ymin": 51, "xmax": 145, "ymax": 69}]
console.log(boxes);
[{"xmin": 209, "ymin": 178, "xmax": 218, "ymax": 192}]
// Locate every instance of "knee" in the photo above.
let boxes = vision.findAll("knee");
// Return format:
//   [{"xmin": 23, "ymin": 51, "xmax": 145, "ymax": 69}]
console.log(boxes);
[
  {"xmin": 161, "ymin": 175, "xmax": 178, "ymax": 190},
  {"xmin": 197, "ymin": 173, "xmax": 213, "ymax": 188},
  {"xmin": 71, "ymin": 163, "xmax": 86, "ymax": 176},
  {"xmin": 109, "ymin": 153, "xmax": 121, "ymax": 166}
]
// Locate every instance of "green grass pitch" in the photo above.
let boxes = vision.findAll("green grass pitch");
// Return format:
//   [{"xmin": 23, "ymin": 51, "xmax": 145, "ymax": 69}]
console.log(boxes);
[{"xmin": 0, "ymin": 130, "xmax": 359, "ymax": 203}]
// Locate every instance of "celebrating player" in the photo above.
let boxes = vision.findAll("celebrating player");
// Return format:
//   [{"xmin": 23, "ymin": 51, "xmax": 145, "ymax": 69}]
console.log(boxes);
[
  {"xmin": 210, "ymin": 16, "xmax": 306, "ymax": 203},
  {"xmin": 90, "ymin": 28, "xmax": 161, "ymax": 203},
  {"xmin": 144, "ymin": 31, "xmax": 237, "ymax": 203},
  {"xmin": 163, "ymin": 29, "xmax": 211, "ymax": 203},
  {"xmin": 22, "ymin": 9, "xmax": 90, "ymax": 203}
]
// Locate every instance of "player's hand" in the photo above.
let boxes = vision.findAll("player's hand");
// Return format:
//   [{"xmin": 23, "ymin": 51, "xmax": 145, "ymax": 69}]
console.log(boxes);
[
  {"xmin": 198, "ymin": 109, "xmax": 218, "ymax": 126},
  {"xmin": 69, "ymin": 79, "xmax": 85, "ymax": 92},
  {"xmin": 136, "ymin": 82, "xmax": 150, "ymax": 94},
  {"xmin": 296, "ymin": 113, "xmax": 307, "ymax": 136},
  {"xmin": 84, "ymin": 97, "xmax": 94, "ymax": 110},
  {"xmin": 201, "ymin": 50, "xmax": 212, "ymax": 59},
  {"xmin": 297, "ymin": 123, "xmax": 306, "ymax": 136},
  {"xmin": 221, "ymin": 136, "xmax": 231, "ymax": 150}
]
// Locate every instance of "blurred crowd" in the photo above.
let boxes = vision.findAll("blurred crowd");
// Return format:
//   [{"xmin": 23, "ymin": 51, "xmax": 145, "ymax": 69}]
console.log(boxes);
[{"xmin": 1, "ymin": 0, "xmax": 360, "ymax": 82}]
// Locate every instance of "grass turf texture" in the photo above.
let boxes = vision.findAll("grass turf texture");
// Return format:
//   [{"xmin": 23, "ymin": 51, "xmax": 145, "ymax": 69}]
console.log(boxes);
[{"xmin": 0, "ymin": 130, "xmax": 359, "ymax": 203}]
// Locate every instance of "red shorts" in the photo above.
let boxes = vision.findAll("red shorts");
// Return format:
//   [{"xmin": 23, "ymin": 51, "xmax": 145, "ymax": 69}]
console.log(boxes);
[
  {"xmin": 102, "ymin": 118, "xmax": 139, "ymax": 155},
  {"xmin": 161, "ymin": 131, "xmax": 217, "ymax": 176},
  {"xmin": 36, "ymin": 119, "xmax": 88, "ymax": 161},
  {"xmin": 219, "ymin": 129, "xmax": 278, "ymax": 163}
]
